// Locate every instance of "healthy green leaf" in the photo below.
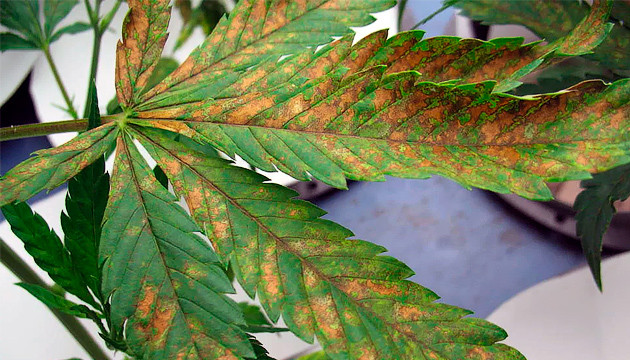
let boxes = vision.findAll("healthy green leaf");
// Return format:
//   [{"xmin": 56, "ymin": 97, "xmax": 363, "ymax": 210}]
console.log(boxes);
[
  {"xmin": 174, "ymin": 0, "xmax": 227, "ymax": 50},
  {"xmin": 133, "ymin": 31, "xmax": 630, "ymax": 200},
  {"xmin": 575, "ymin": 163, "xmax": 630, "ymax": 290},
  {"xmin": 16, "ymin": 282, "xmax": 99, "ymax": 319},
  {"xmin": 297, "ymin": 351, "xmax": 330, "ymax": 360},
  {"xmin": 0, "ymin": 32, "xmax": 39, "ymax": 51},
  {"xmin": 134, "ymin": 126, "xmax": 525, "ymax": 360},
  {"xmin": 100, "ymin": 133, "xmax": 254, "ymax": 359},
  {"xmin": 246, "ymin": 337, "xmax": 277, "ymax": 360},
  {"xmin": 50, "ymin": 22, "xmax": 92, "ymax": 42},
  {"xmin": 61, "ymin": 83, "xmax": 109, "ymax": 298},
  {"xmin": 1, "ymin": 202, "xmax": 97, "ymax": 307},
  {"xmin": 0, "ymin": 0, "xmax": 42, "ymax": 46},
  {"xmin": 43, "ymin": 0, "xmax": 79, "ymax": 38},
  {"xmin": 453, "ymin": 0, "xmax": 630, "ymax": 71},
  {"xmin": 238, "ymin": 302, "xmax": 289, "ymax": 333},
  {"xmin": 0, "ymin": 123, "xmax": 118, "ymax": 206},
  {"xmin": 139, "ymin": 0, "xmax": 397, "ymax": 106},
  {"xmin": 116, "ymin": 0, "xmax": 172, "ymax": 108}
]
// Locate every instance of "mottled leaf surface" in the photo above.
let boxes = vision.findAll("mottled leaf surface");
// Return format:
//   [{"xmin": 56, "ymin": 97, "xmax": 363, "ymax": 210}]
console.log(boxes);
[
  {"xmin": 138, "ymin": 0, "xmax": 396, "ymax": 107},
  {"xmin": 135, "ymin": 126, "xmax": 525, "ymax": 360},
  {"xmin": 115, "ymin": 0, "xmax": 171, "ymax": 107},
  {"xmin": 100, "ymin": 133, "xmax": 253, "ymax": 359},
  {"xmin": 454, "ymin": 0, "xmax": 630, "ymax": 70},
  {"xmin": 575, "ymin": 163, "xmax": 630, "ymax": 290},
  {"xmin": 0, "ymin": 123, "xmax": 118, "ymax": 206},
  {"xmin": 134, "ymin": 32, "xmax": 630, "ymax": 200}
]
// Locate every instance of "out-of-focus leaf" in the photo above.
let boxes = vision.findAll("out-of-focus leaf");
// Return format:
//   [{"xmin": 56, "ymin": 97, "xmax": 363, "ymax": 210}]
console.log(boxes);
[
  {"xmin": 16, "ymin": 283, "xmax": 98, "ymax": 319},
  {"xmin": 174, "ymin": 0, "xmax": 227, "ymax": 50},
  {"xmin": 115, "ymin": 0, "xmax": 171, "ymax": 107},
  {"xmin": 0, "ymin": 32, "xmax": 39, "ymax": 51},
  {"xmin": 1, "ymin": 202, "xmax": 97, "ymax": 307},
  {"xmin": 453, "ymin": 0, "xmax": 630, "ymax": 70},
  {"xmin": 142, "ymin": 57, "xmax": 179, "ymax": 94},
  {"xmin": 50, "ymin": 22, "xmax": 91, "ymax": 42},
  {"xmin": 238, "ymin": 302, "xmax": 289, "ymax": 333},
  {"xmin": 0, "ymin": 0, "xmax": 42, "ymax": 45},
  {"xmin": 575, "ymin": 163, "xmax": 630, "ymax": 290},
  {"xmin": 135, "ymin": 126, "xmax": 525, "ymax": 360},
  {"xmin": 133, "ymin": 31, "xmax": 630, "ymax": 200},
  {"xmin": 43, "ymin": 0, "xmax": 79, "ymax": 38},
  {"xmin": 0, "ymin": 123, "xmax": 118, "ymax": 205},
  {"xmin": 100, "ymin": 133, "xmax": 254, "ymax": 359},
  {"xmin": 297, "ymin": 351, "xmax": 330, "ymax": 360}
]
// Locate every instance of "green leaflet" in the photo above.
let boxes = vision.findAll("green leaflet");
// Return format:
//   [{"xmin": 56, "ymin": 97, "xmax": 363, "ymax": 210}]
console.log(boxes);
[
  {"xmin": 16, "ymin": 283, "xmax": 99, "ymax": 320},
  {"xmin": 297, "ymin": 351, "xmax": 330, "ymax": 360},
  {"xmin": 134, "ymin": 126, "xmax": 525, "ymax": 360},
  {"xmin": 1, "ymin": 202, "xmax": 97, "ymax": 307},
  {"xmin": 0, "ymin": 32, "xmax": 38, "ymax": 51},
  {"xmin": 575, "ymin": 163, "xmax": 630, "ymax": 290},
  {"xmin": 0, "ymin": 123, "xmax": 118, "ymax": 206},
  {"xmin": 100, "ymin": 133, "xmax": 254, "ymax": 359},
  {"xmin": 43, "ymin": 0, "xmax": 79, "ymax": 38},
  {"xmin": 174, "ymin": 0, "xmax": 228, "ymax": 50},
  {"xmin": 133, "ymin": 30, "xmax": 630, "ymax": 200},
  {"xmin": 138, "ymin": 0, "xmax": 397, "ymax": 107},
  {"xmin": 453, "ymin": 0, "xmax": 630, "ymax": 71}
]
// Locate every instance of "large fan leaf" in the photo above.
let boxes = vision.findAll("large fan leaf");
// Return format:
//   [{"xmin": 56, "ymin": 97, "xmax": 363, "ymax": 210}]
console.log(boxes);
[
  {"xmin": 0, "ymin": 123, "xmax": 118, "ymax": 206},
  {"xmin": 453, "ymin": 0, "xmax": 630, "ymax": 71},
  {"xmin": 134, "ymin": 126, "xmax": 524, "ymax": 360},
  {"xmin": 138, "ymin": 0, "xmax": 396, "ymax": 106},
  {"xmin": 132, "ymin": 31, "xmax": 630, "ymax": 200},
  {"xmin": 116, "ymin": 0, "xmax": 172, "ymax": 107},
  {"xmin": 100, "ymin": 132, "xmax": 254, "ymax": 359}
]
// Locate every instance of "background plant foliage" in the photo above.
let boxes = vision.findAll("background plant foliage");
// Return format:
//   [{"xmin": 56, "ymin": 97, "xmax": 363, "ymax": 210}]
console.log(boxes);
[{"xmin": 1, "ymin": 0, "xmax": 629, "ymax": 359}]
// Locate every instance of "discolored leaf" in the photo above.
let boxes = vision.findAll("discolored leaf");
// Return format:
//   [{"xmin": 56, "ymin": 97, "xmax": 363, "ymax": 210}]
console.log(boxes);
[
  {"xmin": 138, "ymin": 0, "xmax": 397, "ymax": 107},
  {"xmin": 100, "ymin": 133, "xmax": 254, "ymax": 359},
  {"xmin": 0, "ymin": 123, "xmax": 118, "ymax": 206},
  {"xmin": 454, "ymin": 0, "xmax": 630, "ymax": 71},
  {"xmin": 134, "ymin": 126, "xmax": 525, "ymax": 360},
  {"xmin": 575, "ymin": 163, "xmax": 630, "ymax": 290},
  {"xmin": 2, "ymin": 202, "xmax": 97, "ymax": 307},
  {"xmin": 115, "ymin": 0, "xmax": 172, "ymax": 108},
  {"xmin": 16, "ymin": 283, "xmax": 99, "ymax": 319},
  {"xmin": 132, "ymin": 31, "xmax": 630, "ymax": 200}
]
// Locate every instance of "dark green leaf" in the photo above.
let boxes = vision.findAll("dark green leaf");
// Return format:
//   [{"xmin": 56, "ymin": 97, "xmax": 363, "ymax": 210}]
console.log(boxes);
[
  {"xmin": 0, "ymin": 0, "xmax": 42, "ymax": 46},
  {"xmin": 16, "ymin": 283, "xmax": 98, "ymax": 319},
  {"xmin": 238, "ymin": 302, "xmax": 289, "ymax": 333},
  {"xmin": 100, "ymin": 132, "xmax": 254, "ymax": 359},
  {"xmin": 2, "ymin": 202, "xmax": 97, "ymax": 307},
  {"xmin": 142, "ymin": 57, "xmax": 180, "ymax": 95},
  {"xmin": 246, "ymin": 337, "xmax": 276, "ymax": 360},
  {"xmin": 43, "ymin": 0, "xmax": 79, "ymax": 38},
  {"xmin": 575, "ymin": 163, "xmax": 630, "ymax": 290},
  {"xmin": 153, "ymin": 165, "xmax": 169, "ymax": 188},
  {"xmin": 174, "ymin": 0, "xmax": 227, "ymax": 50},
  {"xmin": 50, "ymin": 22, "xmax": 91, "ymax": 42},
  {"xmin": 0, "ymin": 32, "xmax": 39, "ymax": 51}
]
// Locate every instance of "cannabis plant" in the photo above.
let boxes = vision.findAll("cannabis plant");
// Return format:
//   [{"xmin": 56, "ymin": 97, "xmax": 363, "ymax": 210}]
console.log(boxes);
[{"xmin": 1, "ymin": 0, "xmax": 628, "ymax": 359}]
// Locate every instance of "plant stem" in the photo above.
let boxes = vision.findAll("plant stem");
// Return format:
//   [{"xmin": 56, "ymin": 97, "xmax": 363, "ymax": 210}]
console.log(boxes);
[
  {"xmin": 0, "ymin": 115, "xmax": 118, "ymax": 142},
  {"xmin": 0, "ymin": 237, "xmax": 110, "ymax": 360},
  {"xmin": 43, "ymin": 46, "xmax": 79, "ymax": 119}
]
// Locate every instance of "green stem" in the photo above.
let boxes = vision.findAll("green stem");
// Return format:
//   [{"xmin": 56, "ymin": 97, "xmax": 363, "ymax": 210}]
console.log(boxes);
[
  {"xmin": 0, "ymin": 115, "xmax": 118, "ymax": 142},
  {"xmin": 0, "ymin": 237, "xmax": 110, "ymax": 360},
  {"xmin": 43, "ymin": 46, "xmax": 79, "ymax": 119},
  {"xmin": 411, "ymin": 2, "xmax": 452, "ymax": 30}
]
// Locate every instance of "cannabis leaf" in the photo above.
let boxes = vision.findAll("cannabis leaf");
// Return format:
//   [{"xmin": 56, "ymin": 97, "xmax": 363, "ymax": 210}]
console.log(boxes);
[
  {"xmin": 134, "ymin": 126, "xmax": 524, "ymax": 360},
  {"xmin": 575, "ymin": 163, "xmax": 630, "ymax": 290},
  {"xmin": 1, "ymin": 202, "xmax": 97, "ymax": 307},
  {"xmin": 452, "ymin": 0, "xmax": 630, "ymax": 71},
  {"xmin": 16, "ymin": 283, "xmax": 100, "ymax": 320},
  {"xmin": 0, "ymin": 123, "xmax": 118, "ymax": 205},
  {"xmin": 100, "ymin": 133, "xmax": 254, "ymax": 359},
  {"xmin": 134, "ymin": 29, "xmax": 630, "ymax": 200}
]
